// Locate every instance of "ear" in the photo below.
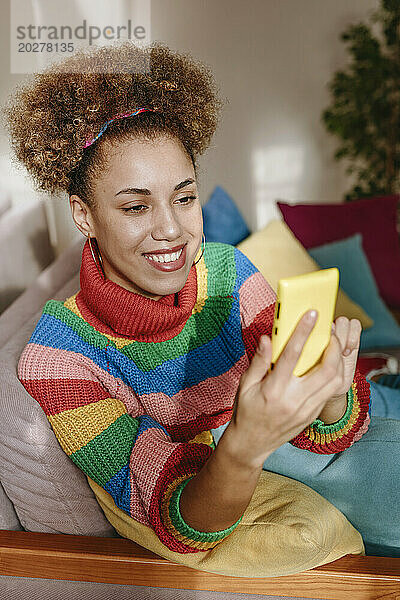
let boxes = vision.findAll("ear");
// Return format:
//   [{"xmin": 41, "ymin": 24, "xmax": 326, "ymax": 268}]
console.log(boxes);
[{"xmin": 69, "ymin": 195, "xmax": 96, "ymax": 238}]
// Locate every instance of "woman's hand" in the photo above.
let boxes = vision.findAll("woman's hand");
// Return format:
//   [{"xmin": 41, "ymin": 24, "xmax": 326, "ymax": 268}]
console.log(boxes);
[
  {"xmin": 300, "ymin": 316, "xmax": 362, "ymax": 424},
  {"xmin": 227, "ymin": 310, "xmax": 351, "ymax": 470},
  {"xmin": 329, "ymin": 316, "xmax": 362, "ymax": 398}
]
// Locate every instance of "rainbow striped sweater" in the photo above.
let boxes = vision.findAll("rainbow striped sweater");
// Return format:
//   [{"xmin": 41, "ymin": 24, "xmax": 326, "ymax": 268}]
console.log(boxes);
[{"xmin": 18, "ymin": 239, "xmax": 371, "ymax": 554}]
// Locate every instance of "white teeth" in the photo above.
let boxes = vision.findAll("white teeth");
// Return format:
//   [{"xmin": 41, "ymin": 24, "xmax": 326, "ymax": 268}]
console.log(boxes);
[{"xmin": 145, "ymin": 248, "xmax": 183, "ymax": 263}]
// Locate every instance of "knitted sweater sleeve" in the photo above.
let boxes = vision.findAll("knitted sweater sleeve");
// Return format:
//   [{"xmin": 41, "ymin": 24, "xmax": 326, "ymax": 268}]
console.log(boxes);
[
  {"xmin": 17, "ymin": 337, "xmax": 242, "ymax": 554},
  {"xmin": 234, "ymin": 247, "xmax": 371, "ymax": 454}
]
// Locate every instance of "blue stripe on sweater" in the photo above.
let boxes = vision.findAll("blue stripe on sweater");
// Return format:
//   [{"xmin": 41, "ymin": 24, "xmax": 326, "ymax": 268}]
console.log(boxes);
[
  {"xmin": 104, "ymin": 465, "xmax": 131, "ymax": 512},
  {"xmin": 28, "ymin": 305, "xmax": 246, "ymax": 396},
  {"xmin": 136, "ymin": 415, "xmax": 169, "ymax": 438},
  {"xmin": 233, "ymin": 247, "xmax": 259, "ymax": 295}
]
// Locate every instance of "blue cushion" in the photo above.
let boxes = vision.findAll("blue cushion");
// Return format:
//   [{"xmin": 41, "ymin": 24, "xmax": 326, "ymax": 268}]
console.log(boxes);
[
  {"xmin": 308, "ymin": 234, "xmax": 400, "ymax": 350},
  {"xmin": 202, "ymin": 186, "xmax": 250, "ymax": 245}
]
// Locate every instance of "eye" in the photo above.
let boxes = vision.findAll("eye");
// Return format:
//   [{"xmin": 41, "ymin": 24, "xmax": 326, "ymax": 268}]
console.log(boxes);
[
  {"xmin": 176, "ymin": 195, "xmax": 197, "ymax": 204},
  {"xmin": 121, "ymin": 205, "xmax": 147, "ymax": 213},
  {"xmin": 121, "ymin": 196, "xmax": 197, "ymax": 214}
]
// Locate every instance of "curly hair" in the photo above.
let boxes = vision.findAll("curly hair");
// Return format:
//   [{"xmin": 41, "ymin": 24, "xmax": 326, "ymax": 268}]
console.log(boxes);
[{"xmin": 2, "ymin": 41, "xmax": 225, "ymax": 209}]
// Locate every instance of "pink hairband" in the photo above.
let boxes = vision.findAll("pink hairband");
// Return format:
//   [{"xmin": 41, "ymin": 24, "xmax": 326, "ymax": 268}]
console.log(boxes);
[{"xmin": 83, "ymin": 107, "xmax": 157, "ymax": 149}]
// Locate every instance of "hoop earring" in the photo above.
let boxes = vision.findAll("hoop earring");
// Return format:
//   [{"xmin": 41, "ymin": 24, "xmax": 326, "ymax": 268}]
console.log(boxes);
[
  {"xmin": 88, "ymin": 235, "xmax": 105, "ymax": 278},
  {"xmin": 193, "ymin": 232, "xmax": 206, "ymax": 265}
]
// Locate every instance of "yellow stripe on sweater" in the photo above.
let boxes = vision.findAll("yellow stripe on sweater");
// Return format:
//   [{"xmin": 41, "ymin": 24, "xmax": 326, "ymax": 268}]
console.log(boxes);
[
  {"xmin": 192, "ymin": 255, "xmax": 208, "ymax": 315},
  {"xmin": 188, "ymin": 430, "xmax": 214, "ymax": 447},
  {"xmin": 305, "ymin": 383, "xmax": 360, "ymax": 445},
  {"xmin": 48, "ymin": 397, "xmax": 126, "ymax": 455},
  {"xmin": 64, "ymin": 294, "xmax": 136, "ymax": 350},
  {"xmin": 64, "ymin": 293, "xmax": 82, "ymax": 317}
]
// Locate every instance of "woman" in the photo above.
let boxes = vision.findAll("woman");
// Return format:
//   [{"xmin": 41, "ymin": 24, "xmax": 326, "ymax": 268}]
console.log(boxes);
[{"xmin": 5, "ymin": 41, "xmax": 400, "ymax": 576}]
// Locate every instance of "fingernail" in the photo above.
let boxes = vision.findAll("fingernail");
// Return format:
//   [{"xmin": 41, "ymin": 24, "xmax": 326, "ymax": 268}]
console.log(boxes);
[
  {"xmin": 307, "ymin": 310, "xmax": 317, "ymax": 322},
  {"xmin": 344, "ymin": 348, "xmax": 351, "ymax": 356}
]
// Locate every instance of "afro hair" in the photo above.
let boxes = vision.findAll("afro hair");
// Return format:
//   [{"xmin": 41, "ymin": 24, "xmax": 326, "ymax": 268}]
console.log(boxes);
[{"xmin": 2, "ymin": 41, "xmax": 225, "ymax": 207}]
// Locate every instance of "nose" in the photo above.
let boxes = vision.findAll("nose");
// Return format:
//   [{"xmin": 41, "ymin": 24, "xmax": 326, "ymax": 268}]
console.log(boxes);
[{"xmin": 151, "ymin": 202, "xmax": 184, "ymax": 241}]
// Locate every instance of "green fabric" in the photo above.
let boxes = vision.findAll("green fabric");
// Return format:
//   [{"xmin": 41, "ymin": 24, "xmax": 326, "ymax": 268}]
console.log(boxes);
[
  {"xmin": 168, "ymin": 476, "xmax": 243, "ymax": 542},
  {"xmin": 70, "ymin": 414, "xmax": 139, "ymax": 487},
  {"xmin": 45, "ymin": 295, "xmax": 235, "ymax": 370},
  {"xmin": 203, "ymin": 242, "xmax": 237, "ymax": 296},
  {"xmin": 129, "ymin": 296, "xmax": 235, "ymax": 369},
  {"xmin": 43, "ymin": 243, "xmax": 238, "ymax": 372},
  {"xmin": 311, "ymin": 387, "xmax": 354, "ymax": 433},
  {"xmin": 44, "ymin": 299, "xmax": 108, "ymax": 348}
]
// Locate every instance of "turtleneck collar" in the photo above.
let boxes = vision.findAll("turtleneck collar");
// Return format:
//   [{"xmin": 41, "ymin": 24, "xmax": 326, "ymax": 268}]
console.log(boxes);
[{"xmin": 76, "ymin": 239, "xmax": 198, "ymax": 340}]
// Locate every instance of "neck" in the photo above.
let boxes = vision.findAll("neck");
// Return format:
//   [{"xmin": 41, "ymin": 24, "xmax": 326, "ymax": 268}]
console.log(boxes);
[{"xmin": 76, "ymin": 238, "xmax": 198, "ymax": 340}]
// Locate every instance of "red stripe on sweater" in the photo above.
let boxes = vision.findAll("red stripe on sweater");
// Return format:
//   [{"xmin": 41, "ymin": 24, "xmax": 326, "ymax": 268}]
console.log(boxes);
[
  {"xmin": 290, "ymin": 370, "xmax": 371, "ymax": 453},
  {"xmin": 19, "ymin": 377, "xmax": 110, "ymax": 415},
  {"xmin": 166, "ymin": 410, "xmax": 233, "ymax": 442},
  {"xmin": 148, "ymin": 442, "xmax": 212, "ymax": 553},
  {"xmin": 241, "ymin": 302, "xmax": 275, "ymax": 362}
]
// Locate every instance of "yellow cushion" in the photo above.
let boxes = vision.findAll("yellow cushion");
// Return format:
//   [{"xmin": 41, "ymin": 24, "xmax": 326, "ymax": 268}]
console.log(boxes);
[
  {"xmin": 237, "ymin": 220, "xmax": 374, "ymax": 329},
  {"xmin": 88, "ymin": 471, "xmax": 364, "ymax": 578}
]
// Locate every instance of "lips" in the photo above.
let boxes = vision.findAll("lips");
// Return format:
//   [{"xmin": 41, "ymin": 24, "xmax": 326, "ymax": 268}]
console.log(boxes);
[
  {"xmin": 142, "ymin": 243, "xmax": 185, "ymax": 256},
  {"xmin": 143, "ymin": 243, "xmax": 187, "ymax": 272}
]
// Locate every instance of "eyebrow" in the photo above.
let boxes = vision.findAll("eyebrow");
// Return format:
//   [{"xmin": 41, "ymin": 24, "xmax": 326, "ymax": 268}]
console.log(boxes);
[{"xmin": 115, "ymin": 178, "xmax": 195, "ymax": 197}]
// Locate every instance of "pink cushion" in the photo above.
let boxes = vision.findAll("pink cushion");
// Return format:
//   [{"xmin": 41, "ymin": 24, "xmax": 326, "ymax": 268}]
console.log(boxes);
[{"xmin": 277, "ymin": 196, "xmax": 400, "ymax": 309}]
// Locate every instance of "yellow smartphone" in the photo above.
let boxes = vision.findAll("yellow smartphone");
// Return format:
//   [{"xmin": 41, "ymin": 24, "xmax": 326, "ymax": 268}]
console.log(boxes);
[{"xmin": 271, "ymin": 268, "xmax": 339, "ymax": 377}]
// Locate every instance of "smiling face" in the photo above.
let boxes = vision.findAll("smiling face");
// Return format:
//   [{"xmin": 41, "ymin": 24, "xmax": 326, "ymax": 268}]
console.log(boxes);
[{"xmin": 70, "ymin": 134, "xmax": 203, "ymax": 300}]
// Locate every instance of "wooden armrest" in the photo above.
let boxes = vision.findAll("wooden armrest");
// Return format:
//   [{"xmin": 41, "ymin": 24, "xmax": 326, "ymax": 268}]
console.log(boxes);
[{"xmin": 0, "ymin": 531, "xmax": 399, "ymax": 598}]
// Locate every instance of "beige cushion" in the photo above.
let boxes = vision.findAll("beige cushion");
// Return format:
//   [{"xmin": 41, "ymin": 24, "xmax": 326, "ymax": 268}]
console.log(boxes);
[
  {"xmin": 0, "ymin": 237, "xmax": 83, "ymax": 348},
  {"xmin": 237, "ymin": 220, "xmax": 374, "ymax": 329},
  {"xmin": 0, "ymin": 237, "xmax": 116, "ymax": 536}
]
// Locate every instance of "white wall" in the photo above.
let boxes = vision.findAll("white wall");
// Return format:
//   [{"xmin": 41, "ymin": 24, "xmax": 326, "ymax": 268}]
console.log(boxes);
[{"xmin": 0, "ymin": 0, "xmax": 379, "ymax": 254}]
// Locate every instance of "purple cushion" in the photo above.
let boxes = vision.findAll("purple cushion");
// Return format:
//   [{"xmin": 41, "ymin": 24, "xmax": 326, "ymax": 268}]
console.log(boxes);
[{"xmin": 277, "ymin": 195, "xmax": 400, "ymax": 309}]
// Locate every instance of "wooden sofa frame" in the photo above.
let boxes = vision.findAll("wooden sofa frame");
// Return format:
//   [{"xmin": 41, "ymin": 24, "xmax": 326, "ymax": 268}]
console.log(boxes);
[{"xmin": 1, "ymin": 530, "xmax": 399, "ymax": 598}]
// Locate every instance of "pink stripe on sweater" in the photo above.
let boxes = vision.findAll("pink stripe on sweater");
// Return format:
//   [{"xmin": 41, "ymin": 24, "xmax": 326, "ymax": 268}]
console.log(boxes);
[
  {"xmin": 137, "ymin": 353, "xmax": 248, "ymax": 427},
  {"xmin": 239, "ymin": 271, "xmax": 276, "ymax": 328},
  {"xmin": 130, "ymin": 427, "xmax": 181, "ymax": 513},
  {"xmin": 18, "ymin": 343, "xmax": 138, "ymax": 411},
  {"xmin": 352, "ymin": 413, "xmax": 370, "ymax": 442},
  {"xmin": 18, "ymin": 343, "xmax": 104, "ymax": 382},
  {"xmin": 130, "ymin": 476, "xmax": 149, "ymax": 524}
]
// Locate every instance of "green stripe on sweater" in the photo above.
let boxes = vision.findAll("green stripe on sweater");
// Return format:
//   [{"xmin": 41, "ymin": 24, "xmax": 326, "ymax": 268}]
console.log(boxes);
[
  {"xmin": 43, "ymin": 300, "xmax": 110, "ymax": 350},
  {"xmin": 310, "ymin": 387, "xmax": 354, "ymax": 434},
  {"xmin": 168, "ymin": 476, "xmax": 243, "ymax": 543},
  {"xmin": 43, "ymin": 243, "xmax": 238, "ymax": 371},
  {"xmin": 69, "ymin": 414, "xmax": 139, "ymax": 487},
  {"xmin": 203, "ymin": 243, "xmax": 237, "ymax": 297},
  {"xmin": 127, "ymin": 296, "xmax": 235, "ymax": 370},
  {"xmin": 44, "ymin": 294, "xmax": 235, "ymax": 370}
]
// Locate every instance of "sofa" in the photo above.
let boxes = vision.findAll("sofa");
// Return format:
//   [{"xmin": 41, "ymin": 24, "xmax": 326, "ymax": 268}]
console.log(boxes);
[
  {"xmin": 1, "ymin": 234, "xmax": 400, "ymax": 599},
  {"xmin": 0, "ymin": 196, "xmax": 54, "ymax": 314}
]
